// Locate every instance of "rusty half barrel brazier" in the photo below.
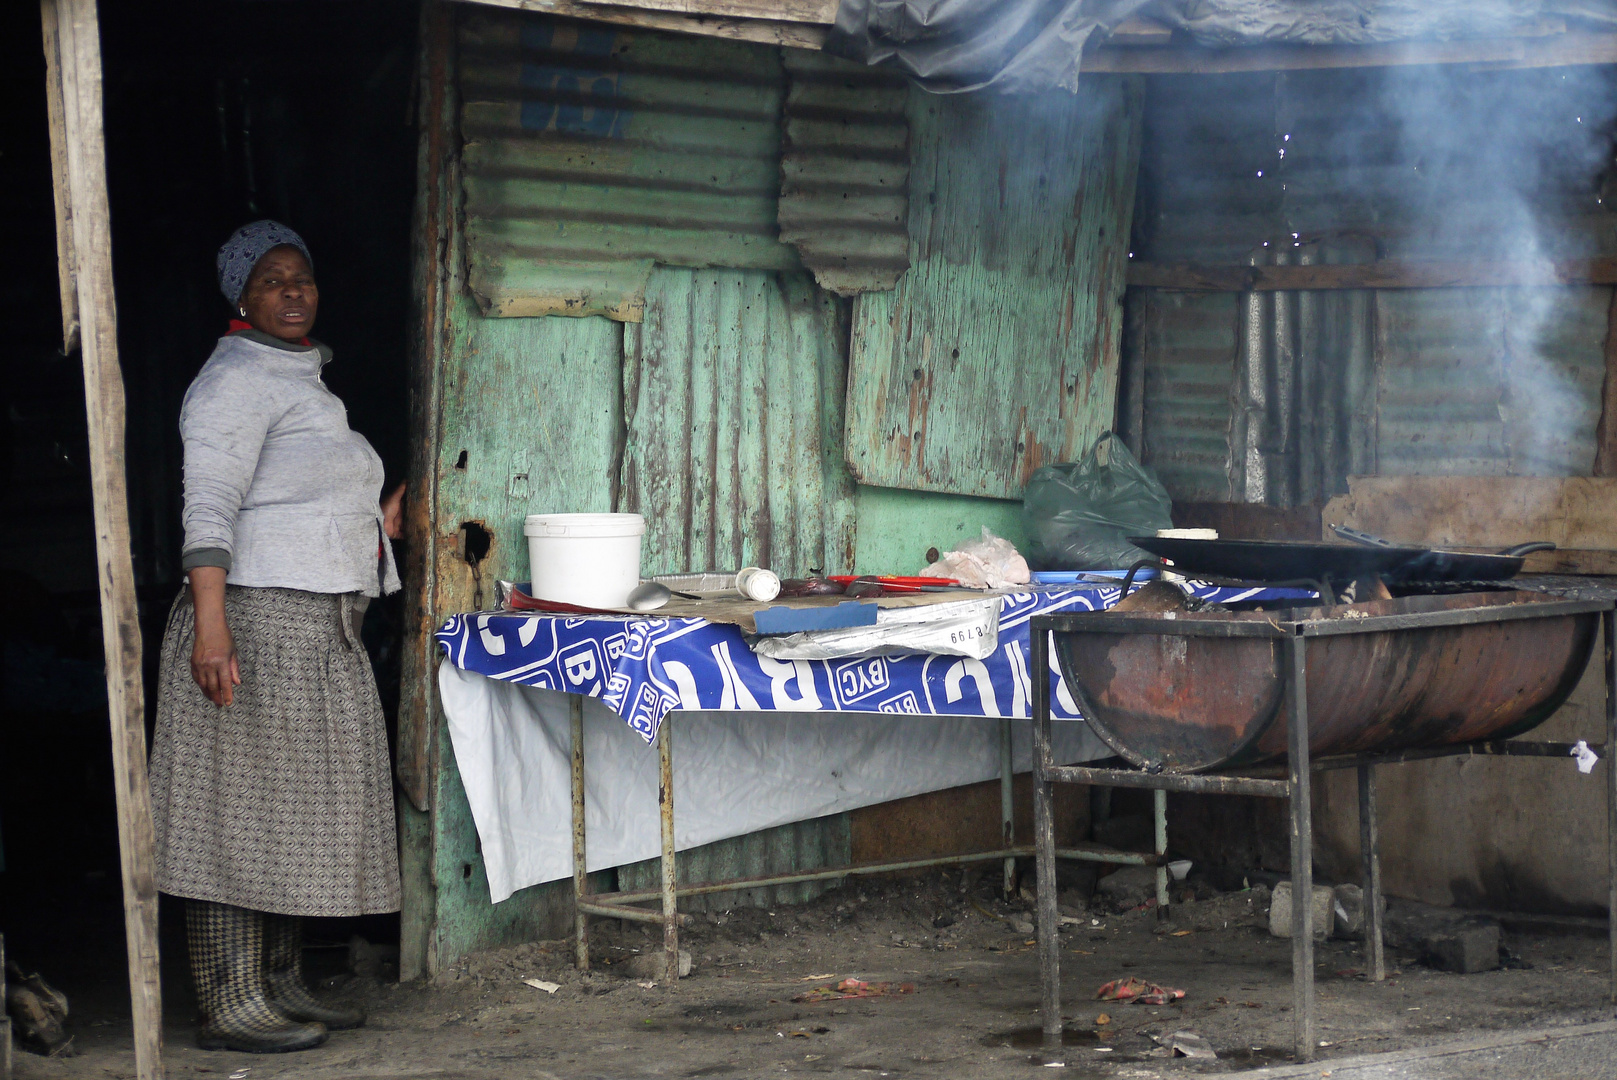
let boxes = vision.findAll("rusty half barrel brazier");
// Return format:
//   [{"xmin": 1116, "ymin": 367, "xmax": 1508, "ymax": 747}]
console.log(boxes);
[{"xmin": 1053, "ymin": 590, "xmax": 1601, "ymax": 773}]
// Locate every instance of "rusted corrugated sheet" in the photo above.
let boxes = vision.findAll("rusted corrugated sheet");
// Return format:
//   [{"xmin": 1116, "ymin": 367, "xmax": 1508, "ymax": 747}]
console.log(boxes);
[
  {"xmin": 1129, "ymin": 65, "xmax": 1617, "ymax": 502},
  {"xmin": 777, "ymin": 50, "xmax": 910, "ymax": 296},
  {"xmin": 458, "ymin": 11, "xmax": 799, "ymax": 320},
  {"xmin": 845, "ymin": 76, "xmax": 1145, "ymax": 500},
  {"xmin": 1376, "ymin": 286, "xmax": 1607, "ymax": 477},
  {"xmin": 620, "ymin": 266, "xmax": 859, "ymax": 576},
  {"xmin": 1135, "ymin": 289, "xmax": 1237, "ymax": 502}
]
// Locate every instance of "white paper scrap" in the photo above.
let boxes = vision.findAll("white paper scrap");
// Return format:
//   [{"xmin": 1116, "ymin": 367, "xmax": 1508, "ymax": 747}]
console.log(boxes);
[
  {"xmin": 522, "ymin": 978, "xmax": 560, "ymax": 994},
  {"xmin": 1572, "ymin": 740, "xmax": 1599, "ymax": 774}
]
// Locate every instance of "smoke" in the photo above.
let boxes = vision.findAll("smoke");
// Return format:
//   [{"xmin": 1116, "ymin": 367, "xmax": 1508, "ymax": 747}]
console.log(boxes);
[{"xmin": 1355, "ymin": 64, "xmax": 1617, "ymax": 475}]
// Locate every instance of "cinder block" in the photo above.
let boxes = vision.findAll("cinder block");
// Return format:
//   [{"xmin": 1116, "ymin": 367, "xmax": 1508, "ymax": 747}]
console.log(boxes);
[
  {"xmin": 1424, "ymin": 925, "xmax": 1500, "ymax": 974},
  {"xmin": 1269, "ymin": 881, "xmax": 1333, "ymax": 940}
]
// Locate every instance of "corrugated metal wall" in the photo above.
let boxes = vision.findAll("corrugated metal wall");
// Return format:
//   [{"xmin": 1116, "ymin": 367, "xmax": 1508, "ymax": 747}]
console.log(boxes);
[
  {"xmin": 620, "ymin": 266, "xmax": 858, "ymax": 576},
  {"xmin": 778, "ymin": 51, "xmax": 910, "ymax": 295},
  {"xmin": 1129, "ymin": 65, "xmax": 1617, "ymax": 503},
  {"xmin": 1132, "ymin": 290, "xmax": 1237, "ymax": 501},
  {"xmin": 433, "ymin": 9, "xmax": 883, "ymax": 939},
  {"xmin": 458, "ymin": 13, "xmax": 798, "ymax": 319}
]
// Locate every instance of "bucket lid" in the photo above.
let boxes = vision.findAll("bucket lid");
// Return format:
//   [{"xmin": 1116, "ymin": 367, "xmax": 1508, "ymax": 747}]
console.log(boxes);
[{"xmin": 524, "ymin": 512, "xmax": 646, "ymax": 538}]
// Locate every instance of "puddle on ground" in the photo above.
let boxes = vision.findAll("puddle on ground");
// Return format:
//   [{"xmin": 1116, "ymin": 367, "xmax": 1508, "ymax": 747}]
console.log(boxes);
[
  {"xmin": 981, "ymin": 1027, "xmax": 1101, "ymax": 1048},
  {"xmin": 683, "ymin": 1002, "xmax": 758, "ymax": 1018},
  {"xmin": 1022, "ymin": 1058, "xmax": 1114, "ymax": 1077},
  {"xmin": 1220, "ymin": 1046, "xmax": 1293, "ymax": 1066}
]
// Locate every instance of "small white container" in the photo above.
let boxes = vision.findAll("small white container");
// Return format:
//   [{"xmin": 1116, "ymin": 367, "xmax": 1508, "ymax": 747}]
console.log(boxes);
[
  {"xmin": 524, "ymin": 513, "xmax": 646, "ymax": 609},
  {"xmin": 735, "ymin": 566, "xmax": 781, "ymax": 602}
]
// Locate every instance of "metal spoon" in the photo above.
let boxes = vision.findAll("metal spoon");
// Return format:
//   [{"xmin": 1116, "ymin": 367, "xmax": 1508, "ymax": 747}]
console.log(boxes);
[
  {"xmin": 626, "ymin": 581, "xmax": 703, "ymax": 612},
  {"xmin": 626, "ymin": 581, "xmax": 672, "ymax": 611}
]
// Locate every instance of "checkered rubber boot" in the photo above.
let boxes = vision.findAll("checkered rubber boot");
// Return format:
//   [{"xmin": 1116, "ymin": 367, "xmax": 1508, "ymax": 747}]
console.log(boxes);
[
  {"xmin": 263, "ymin": 914, "xmax": 366, "ymax": 1030},
  {"xmin": 186, "ymin": 900, "xmax": 328, "ymax": 1053}
]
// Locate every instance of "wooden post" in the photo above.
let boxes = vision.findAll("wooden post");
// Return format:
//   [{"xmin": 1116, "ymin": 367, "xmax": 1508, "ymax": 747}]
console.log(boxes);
[
  {"xmin": 1593, "ymin": 288, "xmax": 1617, "ymax": 477},
  {"xmin": 1357, "ymin": 765, "xmax": 1386, "ymax": 981},
  {"xmin": 1284, "ymin": 633, "xmax": 1316, "ymax": 1062},
  {"xmin": 40, "ymin": 0, "xmax": 78, "ymax": 356},
  {"xmin": 1030, "ymin": 627, "xmax": 1062, "ymax": 1045},
  {"xmin": 41, "ymin": 1, "xmax": 165, "ymax": 1076}
]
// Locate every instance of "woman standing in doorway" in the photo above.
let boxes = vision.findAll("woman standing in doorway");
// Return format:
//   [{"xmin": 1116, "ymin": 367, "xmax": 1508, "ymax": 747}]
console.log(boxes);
[{"xmin": 149, "ymin": 221, "xmax": 404, "ymax": 1053}]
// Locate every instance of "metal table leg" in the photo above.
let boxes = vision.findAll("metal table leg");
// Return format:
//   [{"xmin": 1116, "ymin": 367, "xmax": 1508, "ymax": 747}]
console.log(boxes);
[
  {"xmin": 1284, "ymin": 633, "xmax": 1316, "ymax": 1061},
  {"xmin": 1001, "ymin": 719, "xmax": 1016, "ymax": 896},
  {"xmin": 658, "ymin": 717, "xmax": 680, "ymax": 984},
  {"xmin": 1153, "ymin": 788, "xmax": 1169, "ymax": 920},
  {"xmin": 1032, "ymin": 629, "xmax": 1062, "ymax": 1045},
  {"xmin": 1604, "ymin": 609, "xmax": 1616, "ymax": 1005},
  {"xmin": 572, "ymin": 694, "xmax": 589, "ymax": 971},
  {"xmin": 1357, "ymin": 764, "xmax": 1384, "ymax": 981}
]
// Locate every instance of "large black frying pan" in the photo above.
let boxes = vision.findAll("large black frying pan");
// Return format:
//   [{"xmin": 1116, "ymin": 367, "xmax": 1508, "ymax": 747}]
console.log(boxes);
[{"xmin": 1128, "ymin": 534, "xmax": 1554, "ymax": 584}]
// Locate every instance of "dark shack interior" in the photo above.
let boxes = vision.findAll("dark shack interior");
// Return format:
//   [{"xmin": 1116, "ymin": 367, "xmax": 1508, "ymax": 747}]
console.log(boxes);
[{"xmin": 1, "ymin": 0, "xmax": 417, "ymax": 1027}]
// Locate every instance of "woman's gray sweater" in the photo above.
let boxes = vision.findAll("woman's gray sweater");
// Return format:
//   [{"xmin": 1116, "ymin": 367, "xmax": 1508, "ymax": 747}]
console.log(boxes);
[{"xmin": 180, "ymin": 331, "xmax": 401, "ymax": 597}]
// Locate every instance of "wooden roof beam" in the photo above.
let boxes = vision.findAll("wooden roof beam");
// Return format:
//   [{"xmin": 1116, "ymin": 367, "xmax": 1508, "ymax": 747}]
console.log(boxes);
[
  {"xmin": 1127, "ymin": 257, "xmax": 1617, "ymax": 292},
  {"xmin": 452, "ymin": 0, "xmax": 829, "ymax": 48},
  {"xmin": 455, "ymin": 0, "xmax": 1617, "ymax": 74},
  {"xmin": 1084, "ymin": 29, "xmax": 1617, "ymax": 74}
]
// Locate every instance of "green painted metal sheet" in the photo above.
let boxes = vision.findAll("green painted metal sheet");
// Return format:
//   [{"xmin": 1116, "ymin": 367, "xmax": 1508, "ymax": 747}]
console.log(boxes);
[
  {"xmin": 430, "ymin": 719, "xmax": 577, "ymax": 967},
  {"xmin": 434, "ymin": 292, "xmax": 622, "ymax": 588},
  {"xmin": 618, "ymin": 814, "xmax": 852, "ymax": 912},
  {"xmin": 421, "ymin": 294, "xmax": 623, "ymax": 969},
  {"xmin": 851, "ymin": 485, "xmax": 1026, "ymax": 576},
  {"xmin": 844, "ymin": 77, "xmax": 1144, "ymax": 500},
  {"xmin": 458, "ymin": 11, "xmax": 799, "ymax": 321},
  {"xmin": 621, "ymin": 266, "xmax": 858, "ymax": 576},
  {"xmin": 778, "ymin": 51, "xmax": 910, "ymax": 296}
]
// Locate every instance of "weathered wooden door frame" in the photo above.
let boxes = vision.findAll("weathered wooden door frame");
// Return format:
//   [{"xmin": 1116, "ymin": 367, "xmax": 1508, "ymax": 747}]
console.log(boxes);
[{"xmin": 40, "ymin": 0, "xmax": 165, "ymax": 1075}]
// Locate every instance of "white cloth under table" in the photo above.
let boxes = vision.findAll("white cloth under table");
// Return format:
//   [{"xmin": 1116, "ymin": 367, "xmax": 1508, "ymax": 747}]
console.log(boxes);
[{"xmin": 439, "ymin": 665, "xmax": 1102, "ymax": 902}]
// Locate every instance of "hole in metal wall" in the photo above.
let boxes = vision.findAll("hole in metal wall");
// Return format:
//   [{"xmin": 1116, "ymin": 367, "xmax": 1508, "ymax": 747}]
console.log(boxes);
[
  {"xmin": 460, "ymin": 521, "xmax": 492, "ymax": 567},
  {"xmin": 454, "ymin": 449, "xmax": 468, "ymax": 470}
]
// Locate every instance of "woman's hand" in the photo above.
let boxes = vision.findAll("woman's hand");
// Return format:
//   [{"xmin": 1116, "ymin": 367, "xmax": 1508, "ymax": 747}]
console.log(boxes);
[
  {"xmin": 188, "ymin": 566, "xmax": 241, "ymax": 706},
  {"xmin": 382, "ymin": 482, "xmax": 407, "ymax": 540}
]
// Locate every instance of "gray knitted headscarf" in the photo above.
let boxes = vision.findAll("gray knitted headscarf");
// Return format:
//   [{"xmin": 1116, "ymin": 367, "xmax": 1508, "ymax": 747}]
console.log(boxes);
[{"xmin": 217, "ymin": 220, "xmax": 313, "ymax": 305}]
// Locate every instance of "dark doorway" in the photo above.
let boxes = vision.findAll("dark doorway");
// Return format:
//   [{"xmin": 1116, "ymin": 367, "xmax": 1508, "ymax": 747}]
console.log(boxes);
[{"xmin": 1, "ymin": 0, "xmax": 417, "ymax": 1047}]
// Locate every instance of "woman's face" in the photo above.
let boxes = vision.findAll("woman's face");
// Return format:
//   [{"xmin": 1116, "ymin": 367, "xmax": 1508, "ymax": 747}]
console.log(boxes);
[{"xmin": 240, "ymin": 245, "xmax": 318, "ymax": 342}]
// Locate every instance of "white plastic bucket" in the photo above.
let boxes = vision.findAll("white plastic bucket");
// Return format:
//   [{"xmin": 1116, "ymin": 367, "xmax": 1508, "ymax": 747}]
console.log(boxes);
[{"xmin": 524, "ymin": 513, "xmax": 646, "ymax": 609}]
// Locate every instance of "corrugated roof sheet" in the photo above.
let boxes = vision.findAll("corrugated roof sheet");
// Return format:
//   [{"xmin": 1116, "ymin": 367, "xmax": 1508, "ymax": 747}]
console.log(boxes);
[
  {"xmin": 777, "ymin": 50, "xmax": 910, "ymax": 296},
  {"xmin": 458, "ymin": 11, "xmax": 799, "ymax": 320},
  {"xmin": 620, "ymin": 266, "xmax": 858, "ymax": 576}
]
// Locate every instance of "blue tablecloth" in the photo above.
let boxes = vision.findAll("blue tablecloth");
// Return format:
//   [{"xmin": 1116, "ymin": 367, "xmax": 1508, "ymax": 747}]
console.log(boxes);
[{"xmin": 436, "ymin": 584, "xmax": 1302, "ymax": 743}]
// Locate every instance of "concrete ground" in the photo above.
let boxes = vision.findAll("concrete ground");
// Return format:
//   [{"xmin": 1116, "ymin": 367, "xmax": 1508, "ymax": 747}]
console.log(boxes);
[
  {"xmin": 1230, "ymin": 1021, "xmax": 1617, "ymax": 1079},
  {"xmin": 12, "ymin": 869, "xmax": 1615, "ymax": 1079}
]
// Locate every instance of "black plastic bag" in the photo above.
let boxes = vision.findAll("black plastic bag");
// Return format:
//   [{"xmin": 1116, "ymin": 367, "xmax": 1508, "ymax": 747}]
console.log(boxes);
[{"xmin": 1022, "ymin": 432, "xmax": 1173, "ymax": 571}]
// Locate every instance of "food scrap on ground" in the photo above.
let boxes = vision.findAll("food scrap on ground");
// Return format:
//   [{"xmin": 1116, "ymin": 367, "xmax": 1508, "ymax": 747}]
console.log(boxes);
[
  {"xmin": 1095, "ymin": 976, "xmax": 1187, "ymax": 1005},
  {"xmin": 793, "ymin": 978, "xmax": 918, "ymax": 1003}
]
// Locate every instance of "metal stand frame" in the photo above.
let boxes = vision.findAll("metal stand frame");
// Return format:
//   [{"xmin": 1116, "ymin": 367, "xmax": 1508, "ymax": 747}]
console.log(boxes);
[
  {"xmin": 1029, "ymin": 603, "xmax": 1617, "ymax": 1063},
  {"xmin": 569, "ymin": 706, "xmax": 1177, "ymax": 984}
]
